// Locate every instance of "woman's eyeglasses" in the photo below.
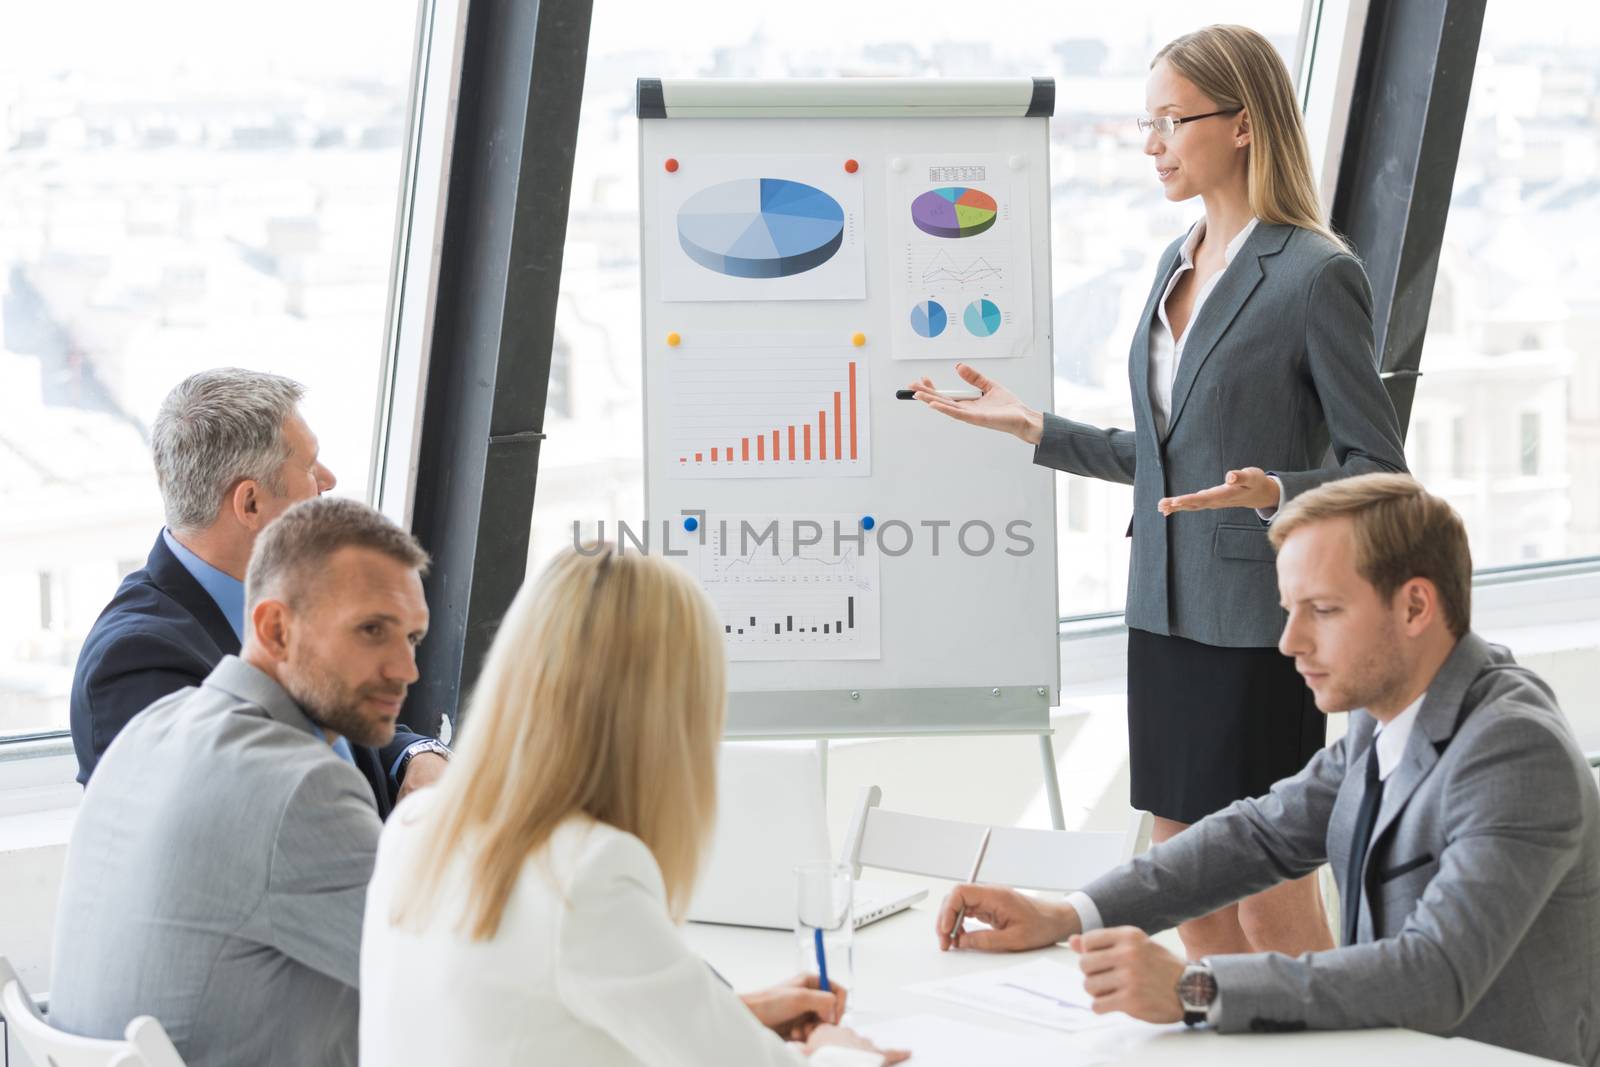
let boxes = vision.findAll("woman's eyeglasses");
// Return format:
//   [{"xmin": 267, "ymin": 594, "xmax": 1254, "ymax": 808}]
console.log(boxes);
[{"xmin": 1137, "ymin": 107, "xmax": 1244, "ymax": 140}]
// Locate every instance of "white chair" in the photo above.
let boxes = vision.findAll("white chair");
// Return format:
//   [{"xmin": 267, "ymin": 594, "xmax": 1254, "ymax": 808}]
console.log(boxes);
[
  {"xmin": 839, "ymin": 786, "xmax": 1152, "ymax": 892},
  {"xmin": 0, "ymin": 957, "xmax": 186, "ymax": 1067}
]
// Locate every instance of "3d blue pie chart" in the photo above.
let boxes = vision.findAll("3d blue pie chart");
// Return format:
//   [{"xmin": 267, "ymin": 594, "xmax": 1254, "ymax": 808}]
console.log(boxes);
[{"xmin": 677, "ymin": 178, "xmax": 846, "ymax": 279}]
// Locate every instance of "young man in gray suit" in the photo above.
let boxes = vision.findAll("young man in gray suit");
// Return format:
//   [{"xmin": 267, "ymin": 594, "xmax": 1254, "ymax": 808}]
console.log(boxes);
[
  {"xmin": 49, "ymin": 496, "xmax": 431, "ymax": 1067},
  {"xmin": 936, "ymin": 473, "xmax": 1600, "ymax": 1066}
]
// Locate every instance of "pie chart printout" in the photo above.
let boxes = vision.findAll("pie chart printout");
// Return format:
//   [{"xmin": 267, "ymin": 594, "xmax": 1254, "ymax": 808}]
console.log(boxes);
[
  {"xmin": 910, "ymin": 186, "xmax": 998, "ymax": 239},
  {"xmin": 677, "ymin": 178, "xmax": 846, "ymax": 279},
  {"xmin": 964, "ymin": 298, "xmax": 1002, "ymax": 337},
  {"xmin": 909, "ymin": 299, "xmax": 948, "ymax": 338}
]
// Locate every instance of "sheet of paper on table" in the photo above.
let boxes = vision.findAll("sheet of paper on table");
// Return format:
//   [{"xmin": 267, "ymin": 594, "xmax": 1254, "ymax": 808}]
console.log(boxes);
[
  {"xmin": 905, "ymin": 958, "xmax": 1132, "ymax": 1033},
  {"xmin": 848, "ymin": 1013, "xmax": 1109, "ymax": 1067}
]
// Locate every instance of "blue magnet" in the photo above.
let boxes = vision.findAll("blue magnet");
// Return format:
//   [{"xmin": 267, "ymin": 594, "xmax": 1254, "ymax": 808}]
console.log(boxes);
[
  {"xmin": 861, "ymin": 515, "xmax": 876, "ymax": 531},
  {"xmin": 684, "ymin": 516, "xmax": 699, "ymax": 532}
]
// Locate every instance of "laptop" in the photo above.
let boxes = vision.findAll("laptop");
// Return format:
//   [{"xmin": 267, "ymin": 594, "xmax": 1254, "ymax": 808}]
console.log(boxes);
[{"xmin": 689, "ymin": 744, "xmax": 927, "ymax": 930}]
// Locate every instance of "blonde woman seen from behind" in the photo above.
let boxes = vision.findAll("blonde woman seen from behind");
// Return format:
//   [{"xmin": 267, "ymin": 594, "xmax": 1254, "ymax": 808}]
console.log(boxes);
[{"xmin": 359, "ymin": 545, "xmax": 905, "ymax": 1067}]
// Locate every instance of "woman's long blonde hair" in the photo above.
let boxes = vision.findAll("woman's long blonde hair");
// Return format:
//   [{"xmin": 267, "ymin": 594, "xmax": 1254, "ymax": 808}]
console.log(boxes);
[
  {"xmin": 392, "ymin": 544, "xmax": 726, "ymax": 938},
  {"xmin": 1156, "ymin": 24, "xmax": 1347, "ymax": 251}
]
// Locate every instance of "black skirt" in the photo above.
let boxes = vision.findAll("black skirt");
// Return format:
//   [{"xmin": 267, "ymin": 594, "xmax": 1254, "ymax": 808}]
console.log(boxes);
[{"xmin": 1126, "ymin": 627, "xmax": 1327, "ymax": 824}]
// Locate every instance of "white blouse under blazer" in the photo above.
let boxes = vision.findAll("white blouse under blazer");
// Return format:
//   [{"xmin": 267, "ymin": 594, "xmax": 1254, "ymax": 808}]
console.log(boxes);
[{"xmin": 360, "ymin": 793, "xmax": 881, "ymax": 1066}]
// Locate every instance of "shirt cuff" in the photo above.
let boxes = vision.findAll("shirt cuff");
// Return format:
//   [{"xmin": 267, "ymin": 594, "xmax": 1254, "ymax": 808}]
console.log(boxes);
[
  {"xmin": 390, "ymin": 739, "xmax": 448, "ymax": 785},
  {"xmin": 1064, "ymin": 890, "xmax": 1103, "ymax": 934},
  {"xmin": 1255, "ymin": 474, "xmax": 1287, "ymax": 523},
  {"xmin": 1203, "ymin": 957, "xmax": 1222, "ymax": 1026}
]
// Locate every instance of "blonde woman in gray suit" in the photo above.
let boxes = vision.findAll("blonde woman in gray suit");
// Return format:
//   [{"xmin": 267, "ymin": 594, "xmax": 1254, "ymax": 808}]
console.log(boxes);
[{"xmin": 911, "ymin": 24, "xmax": 1407, "ymax": 960}]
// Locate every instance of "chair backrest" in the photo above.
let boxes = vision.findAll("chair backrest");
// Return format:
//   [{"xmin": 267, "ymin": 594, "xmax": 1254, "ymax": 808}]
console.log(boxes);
[
  {"xmin": 839, "ymin": 786, "xmax": 1152, "ymax": 892},
  {"xmin": 0, "ymin": 958, "xmax": 186, "ymax": 1067}
]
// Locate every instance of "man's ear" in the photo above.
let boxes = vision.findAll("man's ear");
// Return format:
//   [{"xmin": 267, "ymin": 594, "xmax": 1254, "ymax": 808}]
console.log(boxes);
[
  {"xmin": 1399, "ymin": 577, "xmax": 1438, "ymax": 636},
  {"xmin": 229, "ymin": 478, "xmax": 266, "ymax": 531},
  {"xmin": 251, "ymin": 599, "xmax": 292, "ymax": 661}
]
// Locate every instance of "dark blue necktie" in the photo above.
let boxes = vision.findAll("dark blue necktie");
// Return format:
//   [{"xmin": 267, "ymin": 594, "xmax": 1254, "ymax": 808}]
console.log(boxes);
[{"xmin": 1343, "ymin": 741, "xmax": 1385, "ymax": 946}]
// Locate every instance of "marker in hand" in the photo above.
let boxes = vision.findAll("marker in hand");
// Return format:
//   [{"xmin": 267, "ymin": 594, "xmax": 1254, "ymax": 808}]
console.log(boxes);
[{"xmin": 895, "ymin": 388, "xmax": 982, "ymax": 401}]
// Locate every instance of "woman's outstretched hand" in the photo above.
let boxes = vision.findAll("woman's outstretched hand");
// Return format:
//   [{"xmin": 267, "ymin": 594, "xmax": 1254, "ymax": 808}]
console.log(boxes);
[
  {"xmin": 1157, "ymin": 467, "xmax": 1280, "ymax": 515},
  {"xmin": 908, "ymin": 362, "xmax": 1044, "ymax": 445}
]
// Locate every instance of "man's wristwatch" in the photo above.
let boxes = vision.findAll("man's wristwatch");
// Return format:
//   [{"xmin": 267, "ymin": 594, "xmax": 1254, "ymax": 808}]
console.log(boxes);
[
  {"xmin": 1177, "ymin": 960, "xmax": 1218, "ymax": 1027},
  {"xmin": 397, "ymin": 739, "xmax": 450, "ymax": 781}
]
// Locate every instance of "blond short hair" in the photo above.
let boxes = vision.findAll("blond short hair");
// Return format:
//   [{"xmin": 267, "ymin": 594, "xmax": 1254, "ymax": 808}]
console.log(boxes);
[
  {"xmin": 391, "ymin": 544, "xmax": 726, "ymax": 939},
  {"xmin": 246, "ymin": 496, "xmax": 430, "ymax": 612},
  {"xmin": 1269, "ymin": 474, "xmax": 1471, "ymax": 638}
]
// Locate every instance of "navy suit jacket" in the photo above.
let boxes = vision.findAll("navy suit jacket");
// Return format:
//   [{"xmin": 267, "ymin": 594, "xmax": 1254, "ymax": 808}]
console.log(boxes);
[{"xmin": 69, "ymin": 533, "xmax": 426, "ymax": 818}]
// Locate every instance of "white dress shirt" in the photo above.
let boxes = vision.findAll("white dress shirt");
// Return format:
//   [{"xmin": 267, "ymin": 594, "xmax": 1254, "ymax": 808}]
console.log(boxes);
[
  {"xmin": 1373, "ymin": 693, "xmax": 1426, "ymax": 781},
  {"xmin": 360, "ymin": 793, "xmax": 881, "ymax": 1067}
]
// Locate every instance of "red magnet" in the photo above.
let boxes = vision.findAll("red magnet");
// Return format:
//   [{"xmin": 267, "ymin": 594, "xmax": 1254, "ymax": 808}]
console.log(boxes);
[
  {"xmin": 664, "ymin": 158, "xmax": 679, "ymax": 173},
  {"xmin": 844, "ymin": 158, "xmax": 859, "ymax": 173}
]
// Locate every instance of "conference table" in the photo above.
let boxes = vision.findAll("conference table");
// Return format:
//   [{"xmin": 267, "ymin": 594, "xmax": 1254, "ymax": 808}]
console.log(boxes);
[{"xmin": 684, "ymin": 895, "xmax": 1556, "ymax": 1066}]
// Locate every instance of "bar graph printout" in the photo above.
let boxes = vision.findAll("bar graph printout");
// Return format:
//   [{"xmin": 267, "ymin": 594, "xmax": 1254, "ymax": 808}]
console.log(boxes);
[
  {"xmin": 665, "ymin": 333, "xmax": 870, "ymax": 480},
  {"xmin": 684, "ymin": 512, "xmax": 882, "ymax": 661}
]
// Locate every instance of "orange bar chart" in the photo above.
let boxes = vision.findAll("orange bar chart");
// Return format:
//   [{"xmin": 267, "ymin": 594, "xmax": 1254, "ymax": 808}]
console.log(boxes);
[{"xmin": 667, "ymin": 350, "xmax": 870, "ymax": 480}]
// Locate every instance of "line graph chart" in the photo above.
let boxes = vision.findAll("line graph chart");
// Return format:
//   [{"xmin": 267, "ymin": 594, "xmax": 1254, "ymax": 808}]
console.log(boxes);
[{"xmin": 918, "ymin": 249, "xmax": 1005, "ymax": 289}]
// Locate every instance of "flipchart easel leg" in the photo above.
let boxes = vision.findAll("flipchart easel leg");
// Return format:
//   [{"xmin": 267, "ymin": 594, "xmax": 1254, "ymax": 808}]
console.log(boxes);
[{"xmin": 1038, "ymin": 732, "xmax": 1065, "ymax": 831}]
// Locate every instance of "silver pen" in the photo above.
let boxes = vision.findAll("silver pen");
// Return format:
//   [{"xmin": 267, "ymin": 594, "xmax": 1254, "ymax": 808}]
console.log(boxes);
[{"xmin": 950, "ymin": 827, "xmax": 993, "ymax": 948}]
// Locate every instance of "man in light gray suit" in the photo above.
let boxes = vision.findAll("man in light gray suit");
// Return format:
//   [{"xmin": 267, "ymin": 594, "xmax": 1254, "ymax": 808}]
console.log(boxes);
[
  {"xmin": 49, "ymin": 497, "xmax": 431, "ymax": 1067},
  {"xmin": 935, "ymin": 474, "xmax": 1600, "ymax": 1066}
]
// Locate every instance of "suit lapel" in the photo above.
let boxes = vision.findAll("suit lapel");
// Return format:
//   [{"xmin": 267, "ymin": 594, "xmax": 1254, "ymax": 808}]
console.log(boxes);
[
  {"xmin": 1160, "ymin": 223, "xmax": 1291, "ymax": 443},
  {"xmin": 1132, "ymin": 244, "xmax": 1183, "ymax": 442},
  {"xmin": 145, "ymin": 533, "xmax": 241, "ymax": 656},
  {"xmin": 1354, "ymin": 635, "xmax": 1494, "ymax": 936},
  {"xmin": 1331, "ymin": 715, "xmax": 1377, "ymax": 929}
]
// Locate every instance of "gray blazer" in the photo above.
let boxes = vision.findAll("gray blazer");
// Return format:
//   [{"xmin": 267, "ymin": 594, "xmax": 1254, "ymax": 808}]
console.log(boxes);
[
  {"xmin": 49, "ymin": 656, "xmax": 381, "ymax": 1067},
  {"xmin": 1082, "ymin": 633, "xmax": 1600, "ymax": 1065},
  {"xmin": 1036, "ymin": 223, "xmax": 1408, "ymax": 647}
]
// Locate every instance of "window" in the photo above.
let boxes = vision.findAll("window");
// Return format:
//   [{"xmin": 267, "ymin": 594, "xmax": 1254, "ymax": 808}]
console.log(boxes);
[
  {"xmin": 0, "ymin": 0, "xmax": 420, "ymax": 740},
  {"xmin": 1405, "ymin": 0, "xmax": 1600, "ymax": 568},
  {"xmin": 530, "ymin": 0, "xmax": 1311, "ymax": 622},
  {"xmin": 1520, "ymin": 411, "xmax": 1541, "ymax": 476},
  {"xmin": 1410, "ymin": 418, "xmax": 1432, "ymax": 480}
]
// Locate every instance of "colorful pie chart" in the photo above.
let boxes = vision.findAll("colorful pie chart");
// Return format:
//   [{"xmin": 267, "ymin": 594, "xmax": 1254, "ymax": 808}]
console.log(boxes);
[
  {"xmin": 909, "ymin": 299, "xmax": 948, "ymax": 338},
  {"xmin": 964, "ymin": 299, "xmax": 1002, "ymax": 337},
  {"xmin": 677, "ymin": 178, "xmax": 845, "ymax": 279},
  {"xmin": 911, "ymin": 187, "xmax": 999, "ymax": 239}
]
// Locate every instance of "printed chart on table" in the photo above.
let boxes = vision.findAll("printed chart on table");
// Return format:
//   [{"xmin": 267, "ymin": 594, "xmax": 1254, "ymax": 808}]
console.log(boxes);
[
  {"xmin": 683, "ymin": 512, "xmax": 881, "ymax": 661},
  {"xmin": 662, "ymin": 333, "xmax": 870, "ymax": 480},
  {"xmin": 657, "ymin": 154, "xmax": 867, "ymax": 302},
  {"xmin": 906, "ymin": 959, "xmax": 1131, "ymax": 1034},
  {"xmin": 890, "ymin": 155, "xmax": 1035, "ymax": 360}
]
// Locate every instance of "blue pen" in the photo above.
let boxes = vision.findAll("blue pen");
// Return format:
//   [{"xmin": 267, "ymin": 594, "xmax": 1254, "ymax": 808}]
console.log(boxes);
[{"xmin": 813, "ymin": 926, "xmax": 831, "ymax": 993}]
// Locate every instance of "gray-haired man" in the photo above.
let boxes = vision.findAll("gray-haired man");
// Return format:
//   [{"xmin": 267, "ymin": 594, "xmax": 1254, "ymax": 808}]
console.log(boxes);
[
  {"xmin": 52, "ymin": 496, "xmax": 431, "ymax": 1066},
  {"xmin": 69, "ymin": 368, "xmax": 447, "ymax": 814}
]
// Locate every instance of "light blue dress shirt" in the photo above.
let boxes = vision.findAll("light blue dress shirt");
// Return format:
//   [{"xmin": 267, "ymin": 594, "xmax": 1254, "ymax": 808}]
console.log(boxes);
[{"xmin": 163, "ymin": 527, "xmax": 376, "ymax": 770}]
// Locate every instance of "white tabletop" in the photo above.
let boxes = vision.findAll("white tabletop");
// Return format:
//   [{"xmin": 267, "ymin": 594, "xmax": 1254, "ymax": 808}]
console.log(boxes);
[{"xmin": 684, "ymin": 898, "xmax": 1555, "ymax": 1066}]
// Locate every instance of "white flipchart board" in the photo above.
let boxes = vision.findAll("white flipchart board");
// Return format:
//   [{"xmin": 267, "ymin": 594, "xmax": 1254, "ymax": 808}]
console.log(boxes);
[{"xmin": 637, "ymin": 78, "xmax": 1060, "ymax": 739}]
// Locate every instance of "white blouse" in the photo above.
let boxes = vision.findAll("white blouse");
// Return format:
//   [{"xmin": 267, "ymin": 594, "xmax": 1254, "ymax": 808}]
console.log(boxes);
[
  {"xmin": 1147, "ymin": 216, "xmax": 1260, "ymax": 438},
  {"xmin": 360, "ymin": 793, "xmax": 882, "ymax": 1067}
]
